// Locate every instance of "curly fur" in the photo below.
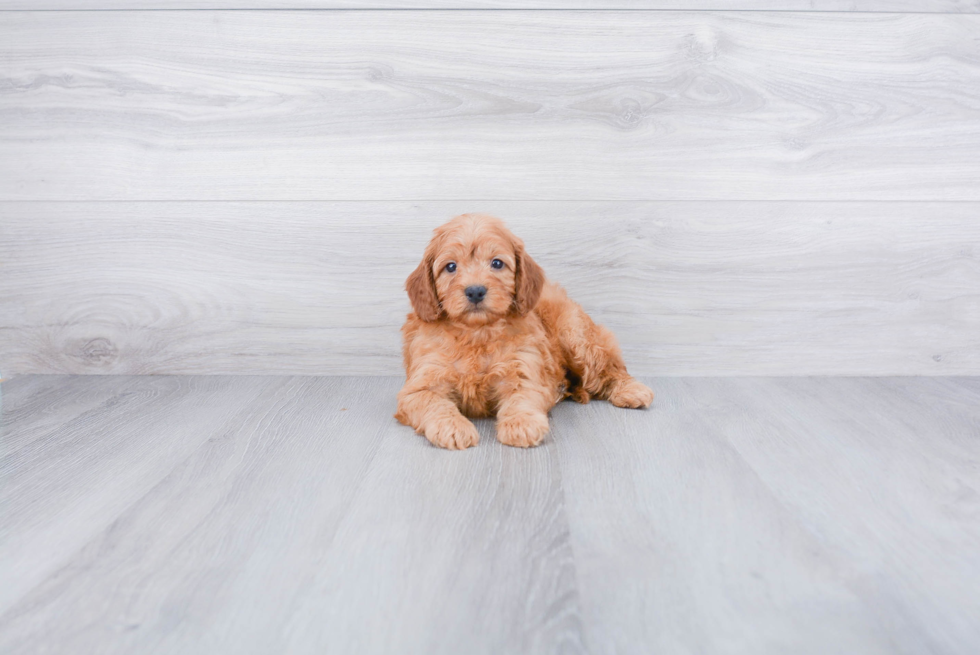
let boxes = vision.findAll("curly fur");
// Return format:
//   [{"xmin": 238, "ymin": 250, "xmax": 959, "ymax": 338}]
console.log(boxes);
[{"xmin": 395, "ymin": 213, "xmax": 653, "ymax": 449}]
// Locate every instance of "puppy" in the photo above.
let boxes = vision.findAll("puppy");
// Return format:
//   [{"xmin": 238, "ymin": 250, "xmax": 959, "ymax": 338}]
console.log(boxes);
[{"xmin": 395, "ymin": 214, "xmax": 653, "ymax": 450}]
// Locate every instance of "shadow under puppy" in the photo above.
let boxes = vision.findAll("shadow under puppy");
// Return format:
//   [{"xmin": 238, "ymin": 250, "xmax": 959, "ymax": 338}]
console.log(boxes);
[{"xmin": 396, "ymin": 214, "xmax": 653, "ymax": 450}]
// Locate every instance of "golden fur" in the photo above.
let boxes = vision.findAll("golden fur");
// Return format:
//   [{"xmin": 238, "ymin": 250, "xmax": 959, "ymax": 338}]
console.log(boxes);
[{"xmin": 395, "ymin": 214, "xmax": 654, "ymax": 449}]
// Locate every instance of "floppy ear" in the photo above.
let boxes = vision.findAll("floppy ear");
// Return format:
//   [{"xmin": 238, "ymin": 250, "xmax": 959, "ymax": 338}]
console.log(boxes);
[
  {"xmin": 513, "ymin": 244, "xmax": 545, "ymax": 316},
  {"xmin": 406, "ymin": 250, "xmax": 441, "ymax": 322}
]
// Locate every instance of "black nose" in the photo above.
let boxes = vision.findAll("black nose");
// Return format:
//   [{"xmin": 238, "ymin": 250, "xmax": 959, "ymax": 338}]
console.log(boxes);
[{"xmin": 465, "ymin": 285, "xmax": 487, "ymax": 304}]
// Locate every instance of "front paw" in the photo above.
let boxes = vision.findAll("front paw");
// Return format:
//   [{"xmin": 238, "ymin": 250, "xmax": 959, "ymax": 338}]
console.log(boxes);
[
  {"xmin": 496, "ymin": 412, "xmax": 549, "ymax": 448},
  {"xmin": 608, "ymin": 378, "xmax": 654, "ymax": 409},
  {"xmin": 423, "ymin": 413, "xmax": 479, "ymax": 450}
]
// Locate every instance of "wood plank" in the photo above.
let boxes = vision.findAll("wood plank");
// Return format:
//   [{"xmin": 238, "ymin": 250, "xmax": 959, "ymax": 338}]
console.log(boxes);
[
  {"xmin": 0, "ymin": 375, "xmax": 398, "ymax": 652},
  {"xmin": 278, "ymin": 416, "xmax": 583, "ymax": 654},
  {"xmin": 716, "ymin": 377, "xmax": 980, "ymax": 653},
  {"xmin": 2, "ymin": 201, "xmax": 978, "ymax": 376},
  {"xmin": 0, "ymin": 374, "xmax": 146, "ymax": 455},
  {"xmin": 4, "ymin": 375, "xmax": 978, "ymax": 652},
  {"xmin": 553, "ymin": 376, "xmax": 980, "ymax": 654},
  {"xmin": 0, "ymin": 375, "xmax": 281, "ymax": 616},
  {"xmin": 2, "ymin": 12, "xmax": 979, "ymax": 201},
  {"xmin": 2, "ymin": 1, "xmax": 976, "ymax": 10}
]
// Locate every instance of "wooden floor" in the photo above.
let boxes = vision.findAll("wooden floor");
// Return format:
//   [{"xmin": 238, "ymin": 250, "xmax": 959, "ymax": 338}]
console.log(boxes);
[{"xmin": 1, "ymin": 375, "xmax": 978, "ymax": 654}]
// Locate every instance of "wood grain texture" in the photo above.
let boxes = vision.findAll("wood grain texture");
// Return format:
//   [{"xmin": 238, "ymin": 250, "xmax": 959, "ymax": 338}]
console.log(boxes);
[
  {"xmin": 278, "ymin": 414, "xmax": 582, "ymax": 654},
  {"xmin": 2, "ymin": 11, "xmax": 979, "ymax": 201},
  {"xmin": 0, "ymin": 374, "xmax": 148, "ymax": 454},
  {"xmin": 2, "ymin": 1, "xmax": 978, "ymax": 10},
  {"xmin": 553, "ymin": 376, "xmax": 980, "ymax": 655},
  {"xmin": 2, "ymin": 201, "xmax": 978, "ymax": 376},
  {"xmin": 0, "ymin": 375, "xmax": 583, "ymax": 654},
  {"xmin": 1, "ymin": 375, "xmax": 979, "ymax": 653},
  {"xmin": 0, "ymin": 375, "xmax": 314, "ymax": 617}
]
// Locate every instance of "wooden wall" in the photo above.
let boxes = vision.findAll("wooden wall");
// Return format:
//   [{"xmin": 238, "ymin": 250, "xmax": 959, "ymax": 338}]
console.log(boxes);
[{"xmin": 1, "ymin": 4, "xmax": 978, "ymax": 376}]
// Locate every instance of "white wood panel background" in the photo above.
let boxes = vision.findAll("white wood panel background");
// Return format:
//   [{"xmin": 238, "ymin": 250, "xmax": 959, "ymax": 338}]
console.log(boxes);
[
  {"xmin": 2, "ymin": 202, "xmax": 978, "ymax": 376},
  {"xmin": 2, "ymin": 12, "xmax": 980, "ymax": 201},
  {"xmin": 1, "ymin": 7, "xmax": 978, "ymax": 376},
  {"xmin": 2, "ymin": 1, "xmax": 978, "ymax": 9}
]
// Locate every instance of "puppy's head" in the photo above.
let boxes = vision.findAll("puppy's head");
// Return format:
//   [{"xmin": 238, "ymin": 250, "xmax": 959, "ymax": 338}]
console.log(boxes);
[{"xmin": 406, "ymin": 214, "xmax": 544, "ymax": 325}]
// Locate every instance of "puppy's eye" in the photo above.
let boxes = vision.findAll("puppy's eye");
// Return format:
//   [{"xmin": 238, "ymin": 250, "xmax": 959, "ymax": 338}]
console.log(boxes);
[
  {"xmin": 445, "ymin": 262, "xmax": 457, "ymax": 273},
  {"xmin": 491, "ymin": 259, "xmax": 504, "ymax": 270}
]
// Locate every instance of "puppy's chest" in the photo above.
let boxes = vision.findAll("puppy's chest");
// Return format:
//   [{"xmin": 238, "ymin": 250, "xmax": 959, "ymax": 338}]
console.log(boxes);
[{"xmin": 449, "ymin": 342, "xmax": 516, "ymax": 416}]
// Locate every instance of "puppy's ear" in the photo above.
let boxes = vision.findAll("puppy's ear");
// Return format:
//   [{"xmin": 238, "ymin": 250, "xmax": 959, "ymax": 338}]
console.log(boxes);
[
  {"xmin": 406, "ymin": 251, "xmax": 441, "ymax": 322},
  {"xmin": 514, "ymin": 244, "xmax": 545, "ymax": 316}
]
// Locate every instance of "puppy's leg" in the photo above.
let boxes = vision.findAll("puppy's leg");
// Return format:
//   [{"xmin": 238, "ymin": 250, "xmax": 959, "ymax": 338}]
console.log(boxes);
[
  {"xmin": 495, "ymin": 384, "xmax": 553, "ymax": 448},
  {"xmin": 605, "ymin": 375, "xmax": 655, "ymax": 409},
  {"xmin": 396, "ymin": 386, "xmax": 479, "ymax": 450},
  {"xmin": 576, "ymin": 322, "xmax": 653, "ymax": 408}
]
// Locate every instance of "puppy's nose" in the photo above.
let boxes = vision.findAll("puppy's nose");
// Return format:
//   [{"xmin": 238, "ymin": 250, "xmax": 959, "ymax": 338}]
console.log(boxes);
[{"xmin": 465, "ymin": 285, "xmax": 487, "ymax": 304}]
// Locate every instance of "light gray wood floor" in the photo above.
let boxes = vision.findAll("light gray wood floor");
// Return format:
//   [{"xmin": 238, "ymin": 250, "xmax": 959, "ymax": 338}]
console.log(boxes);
[{"xmin": 1, "ymin": 375, "xmax": 978, "ymax": 654}]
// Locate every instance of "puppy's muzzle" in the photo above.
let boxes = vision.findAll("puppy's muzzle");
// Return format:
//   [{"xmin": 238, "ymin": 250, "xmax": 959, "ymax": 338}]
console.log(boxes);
[{"xmin": 465, "ymin": 285, "xmax": 487, "ymax": 305}]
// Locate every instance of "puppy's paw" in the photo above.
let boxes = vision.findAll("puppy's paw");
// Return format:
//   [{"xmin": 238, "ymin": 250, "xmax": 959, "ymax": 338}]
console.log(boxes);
[
  {"xmin": 609, "ymin": 378, "xmax": 654, "ymax": 409},
  {"xmin": 496, "ymin": 412, "xmax": 549, "ymax": 448},
  {"xmin": 423, "ymin": 414, "xmax": 479, "ymax": 450}
]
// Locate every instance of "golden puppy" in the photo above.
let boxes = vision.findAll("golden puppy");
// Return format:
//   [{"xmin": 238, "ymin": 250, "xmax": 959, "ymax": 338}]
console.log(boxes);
[{"xmin": 395, "ymin": 214, "xmax": 653, "ymax": 450}]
